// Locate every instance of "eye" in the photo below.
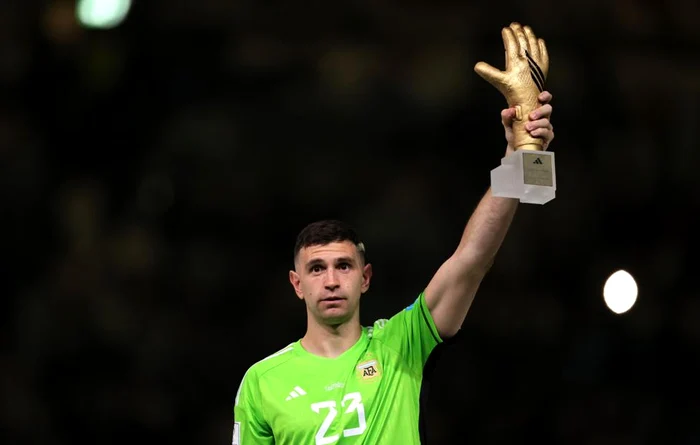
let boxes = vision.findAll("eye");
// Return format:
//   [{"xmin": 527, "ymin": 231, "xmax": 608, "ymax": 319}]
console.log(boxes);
[
  {"xmin": 311, "ymin": 265, "xmax": 324, "ymax": 273},
  {"xmin": 338, "ymin": 262, "xmax": 351, "ymax": 270}
]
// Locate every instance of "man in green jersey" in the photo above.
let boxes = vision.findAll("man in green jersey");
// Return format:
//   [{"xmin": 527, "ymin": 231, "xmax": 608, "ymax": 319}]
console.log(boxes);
[{"xmin": 234, "ymin": 23, "xmax": 555, "ymax": 445}]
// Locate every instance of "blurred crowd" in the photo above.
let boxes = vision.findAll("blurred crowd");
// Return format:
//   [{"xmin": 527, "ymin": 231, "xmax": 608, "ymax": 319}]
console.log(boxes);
[{"xmin": 1, "ymin": 1, "xmax": 699, "ymax": 444}]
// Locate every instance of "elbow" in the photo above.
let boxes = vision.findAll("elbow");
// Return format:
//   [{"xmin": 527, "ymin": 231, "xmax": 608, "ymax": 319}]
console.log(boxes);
[
  {"xmin": 453, "ymin": 248, "xmax": 497, "ymax": 277},
  {"xmin": 474, "ymin": 256, "xmax": 496, "ymax": 276}
]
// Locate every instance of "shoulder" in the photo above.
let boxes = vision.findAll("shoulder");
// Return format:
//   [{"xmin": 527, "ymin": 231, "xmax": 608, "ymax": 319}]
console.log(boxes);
[
  {"xmin": 236, "ymin": 343, "xmax": 298, "ymax": 406},
  {"xmin": 243, "ymin": 342, "xmax": 298, "ymax": 380},
  {"xmin": 366, "ymin": 318, "xmax": 390, "ymax": 339},
  {"xmin": 250, "ymin": 342, "xmax": 297, "ymax": 374},
  {"xmin": 366, "ymin": 296, "xmax": 424, "ymax": 339}
]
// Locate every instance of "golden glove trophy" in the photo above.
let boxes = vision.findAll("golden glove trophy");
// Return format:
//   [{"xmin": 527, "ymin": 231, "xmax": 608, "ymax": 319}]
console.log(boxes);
[{"xmin": 475, "ymin": 22, "xmax": 555, "ymax": 204}]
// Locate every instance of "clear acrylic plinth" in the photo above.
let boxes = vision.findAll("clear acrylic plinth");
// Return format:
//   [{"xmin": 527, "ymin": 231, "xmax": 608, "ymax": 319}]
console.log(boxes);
[{"xmin": 491, "ymin": 149, "xmax": 556, "ymax": 205}]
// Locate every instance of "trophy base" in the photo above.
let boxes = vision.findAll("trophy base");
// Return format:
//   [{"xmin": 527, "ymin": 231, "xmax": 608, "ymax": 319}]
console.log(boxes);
[{"xmin": 491, "ymin": 149, "xmax": 556, "ymax": 205}]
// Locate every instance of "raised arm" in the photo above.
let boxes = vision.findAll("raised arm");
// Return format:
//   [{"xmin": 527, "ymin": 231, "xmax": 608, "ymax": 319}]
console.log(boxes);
[{"xmin": 425, "ymin": 90, "xmax": 554, "ymax": 338}]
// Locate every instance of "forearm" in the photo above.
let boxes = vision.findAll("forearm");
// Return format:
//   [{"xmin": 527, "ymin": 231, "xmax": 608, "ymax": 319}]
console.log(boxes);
[
  {"xmin": 454, "ymin": 188, "xmax": 518, "ymax": 272},
  {"xmin": 424, "ymin": 187, "xmax": 518, "ymax": 337}
]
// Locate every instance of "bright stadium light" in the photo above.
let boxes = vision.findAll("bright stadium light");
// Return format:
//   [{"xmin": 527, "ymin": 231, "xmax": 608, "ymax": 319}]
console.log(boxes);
[
  {"xmin": 76, "ymin": 0, "xmax": 132, "ymax": 29},
  {"xmin": 603, "ymin": 269, "xmax": 638, "ymax": 314}
]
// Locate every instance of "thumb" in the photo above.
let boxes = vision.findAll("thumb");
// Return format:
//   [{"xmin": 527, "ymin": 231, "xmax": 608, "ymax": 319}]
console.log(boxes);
[
  {"xmin": 501, "ymin": 108, "xmax": 516, "ymax": 127},
  {"xmin": 474, "ymin": 61, "xmax": 506, "ymax": 89}
]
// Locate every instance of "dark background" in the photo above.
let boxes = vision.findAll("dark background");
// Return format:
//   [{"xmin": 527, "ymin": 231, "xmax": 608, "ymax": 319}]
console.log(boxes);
[{"xmin": 2, "ymin": 1, "xmax": 699, "ymax": 444}]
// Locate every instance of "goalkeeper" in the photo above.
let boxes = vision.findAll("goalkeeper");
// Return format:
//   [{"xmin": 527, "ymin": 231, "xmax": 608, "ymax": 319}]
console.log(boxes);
[{"xmin": 233, "ymin": 22, "xmax": 555, "ymax": 445}]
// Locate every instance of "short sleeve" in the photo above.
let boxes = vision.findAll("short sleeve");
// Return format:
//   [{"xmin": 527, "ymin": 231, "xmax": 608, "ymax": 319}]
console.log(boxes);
[
  {"xmin": 371, "ymin": 292, "xmax": 442, "ymax": 375},
  {"xmin": 233, "ymin": 369, "xmax": 274, "ymax": 445}
]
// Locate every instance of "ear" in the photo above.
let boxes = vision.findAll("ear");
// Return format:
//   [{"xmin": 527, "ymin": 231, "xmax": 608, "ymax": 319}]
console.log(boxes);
[
  {"xmin": 361, "ymin": 263, "xmax": 372, "ymax": 293},
  {"xmin": 289, "ymin": 270, "xmax": 304, "ymax": 300}
]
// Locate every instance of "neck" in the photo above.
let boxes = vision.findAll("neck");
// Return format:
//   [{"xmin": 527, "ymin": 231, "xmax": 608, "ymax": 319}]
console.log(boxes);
[{"xmin": 301, "ymin": 315, "xmax": 362, "ymax": 358}]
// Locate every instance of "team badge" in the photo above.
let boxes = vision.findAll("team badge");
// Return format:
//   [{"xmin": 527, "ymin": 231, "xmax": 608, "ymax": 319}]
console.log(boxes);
[{"xmin": 356, "ymin": 359, "xmax": 382, "ymax": 380}]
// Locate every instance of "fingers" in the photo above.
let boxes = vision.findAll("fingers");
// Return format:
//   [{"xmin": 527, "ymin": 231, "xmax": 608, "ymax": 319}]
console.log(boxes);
[
  {"xmin": 525, "ymin": 118, "xmax": 552, "ymax": 134},
  {"xmin": 538, "ymin": 91, "xmax": 553, "ymax": 105},
  {"xmin": 526, "ymin": 121, "xmax": 554, "ymax": 149},
  {"xmin": 510, "ymin": 23, "xmax": 529, "ymax": 57},
  {"xmin": 530, "ymin": 103, "xmax": 552, "ymax": 120},
  {"xmin": 504, "ymin": 103, "xmax": 551, "ymax": 125},
  {"xmin": 538, "ymin": 38, "xmax": 549, "ymax": 76},
  {"xmin": 525, "ymin": 112, "xmax": 554, "ymax": 147},
  {"xmin": 503, "ymin": 103, "xmax": 554, "ymax": 149},
  {"xmin": 529, "ymin": 128, "xmax": 552, "ymax": 141},
  {"xmin": 504, "ymin": 23, "xmax": 549, "ymax": 77},
  {"xmin": 526, "ymin": 100, "xmax": 554, "ymax": 145},
  {"xmin": 501, "ymin": 26, "xmax": 519, "ymax": 70},
  {"xmin": 523, "ymin": 25, "xmax": 539, "ymax": 60}
]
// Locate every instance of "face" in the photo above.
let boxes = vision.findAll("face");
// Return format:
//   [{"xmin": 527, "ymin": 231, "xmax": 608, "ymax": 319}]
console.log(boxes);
[{"xmin": 289, "ymin": 241, "xmax": 372, "ymax": 326}]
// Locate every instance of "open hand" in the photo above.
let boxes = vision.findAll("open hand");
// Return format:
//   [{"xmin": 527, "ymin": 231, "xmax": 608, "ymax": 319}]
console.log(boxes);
[{"xmin": 475, "ymin": 23, "xmax": 551, "ymax": 151}]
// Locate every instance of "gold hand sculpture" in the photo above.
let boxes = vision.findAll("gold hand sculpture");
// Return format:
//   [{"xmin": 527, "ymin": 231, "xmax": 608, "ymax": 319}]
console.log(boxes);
[{"xmin": 475, "ymin": 22, "xmax": 549, "ymax": 151}]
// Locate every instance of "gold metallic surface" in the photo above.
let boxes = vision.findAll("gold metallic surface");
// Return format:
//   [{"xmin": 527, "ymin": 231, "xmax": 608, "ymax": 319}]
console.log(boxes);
[{"xmin": 475, "ymin": 22, "xmax": 549, "ymax": 151}]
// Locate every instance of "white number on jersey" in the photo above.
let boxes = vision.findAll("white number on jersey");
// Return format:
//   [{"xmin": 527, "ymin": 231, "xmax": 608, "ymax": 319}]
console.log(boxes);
[
  {"xmin": 310, "ymin": 392, "xmax": 367, "ymax": 445},
  {"xmin": 310, "ymin": 400, "xmax": 339, "ymax": 445}
]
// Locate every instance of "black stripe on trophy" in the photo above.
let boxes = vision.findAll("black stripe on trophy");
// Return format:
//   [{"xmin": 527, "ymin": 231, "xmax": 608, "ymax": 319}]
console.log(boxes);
[
  {"xmin": 525, "ymin": 50, "xmax": 545, "ymax": 86},
  {"xmin": 530, "ymin": 72, "xmax": 544, "ymax": 92}
]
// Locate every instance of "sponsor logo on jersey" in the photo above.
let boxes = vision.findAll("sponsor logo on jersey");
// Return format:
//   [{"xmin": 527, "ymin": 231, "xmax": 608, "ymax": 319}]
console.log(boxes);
[
  {"xmin": 357, "ymin": 359, "xmax": 381, "ymax": 380},
  {"xmin": 285, "ymin": 386, "xmax": 307, "ymax": 401},
  {"xmin": 325, "ymin": 381, "xmax": 345, "ymax": 391}
]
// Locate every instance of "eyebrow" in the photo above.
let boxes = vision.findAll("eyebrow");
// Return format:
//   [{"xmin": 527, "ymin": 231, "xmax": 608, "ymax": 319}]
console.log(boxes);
[{"xmin": 305, "ymin": 256, "xmax": 356, "ymax": 269}]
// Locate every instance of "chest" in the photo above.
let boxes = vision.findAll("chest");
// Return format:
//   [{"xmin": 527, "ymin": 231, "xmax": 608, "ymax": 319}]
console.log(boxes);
[{"xmin": 264, "ymin": 355, "xmax": 389, "ymax": 443}]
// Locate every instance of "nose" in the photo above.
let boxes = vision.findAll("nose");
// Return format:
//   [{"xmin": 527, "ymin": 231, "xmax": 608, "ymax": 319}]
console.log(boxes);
[{"xmin": 324, "ymin": 268, "xmax": 340, "ymax": 290}]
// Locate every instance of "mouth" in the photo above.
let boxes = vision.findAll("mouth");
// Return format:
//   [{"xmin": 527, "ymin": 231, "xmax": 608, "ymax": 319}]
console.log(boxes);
[{"xmin": 321, "ymin": 297, "xmax": 346, "ymax": 302}]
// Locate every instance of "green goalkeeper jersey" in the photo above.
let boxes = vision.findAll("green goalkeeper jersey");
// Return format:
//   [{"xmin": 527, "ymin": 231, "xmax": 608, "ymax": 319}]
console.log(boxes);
[{"xmin": 233, "ymin": 292, "xmax": 443, "ymax": 445}]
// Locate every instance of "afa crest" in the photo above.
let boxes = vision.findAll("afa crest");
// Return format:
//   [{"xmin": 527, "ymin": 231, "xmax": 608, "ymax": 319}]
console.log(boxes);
[{"xmin": 356, "ymin": 359, "xmax": 381, "ymax": 380}]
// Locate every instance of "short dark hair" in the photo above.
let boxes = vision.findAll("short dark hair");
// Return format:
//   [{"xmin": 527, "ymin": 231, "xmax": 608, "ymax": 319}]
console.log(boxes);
[{"xmin": 293, "ymin": 219, "xmax": 367, "ymax": 264}]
